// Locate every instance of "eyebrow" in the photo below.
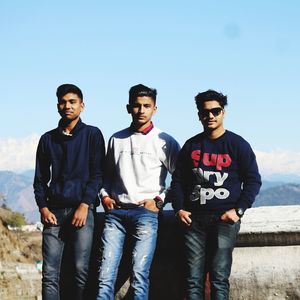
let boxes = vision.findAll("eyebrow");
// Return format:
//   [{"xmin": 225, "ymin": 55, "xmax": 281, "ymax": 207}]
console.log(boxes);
[{"xmin": 58, "ymin": 98, "xmax": 79, "ymax": 102}]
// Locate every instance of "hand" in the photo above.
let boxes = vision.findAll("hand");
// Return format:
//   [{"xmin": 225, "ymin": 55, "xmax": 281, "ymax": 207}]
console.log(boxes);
[
  {"xmin": 177, "ymin": 209, "xmax": 192, "ymax": 226},
  {"xmin": 102, "ymin": 196, "xmax": 118, "ymax": 211},
  {"xmin": 40, "ymin": 207, "xmax": 57, "ymax": 225},
  {"xmin": 220, "ymin": 208, "xmax": 240, "ymax": 224},
  {"xmin": 138, "ymin": 199, "xmax": 159, "ymax": 213},
  {"xmin": 71, "ymin": 203, "xmax": 89, "ymax": 227}
]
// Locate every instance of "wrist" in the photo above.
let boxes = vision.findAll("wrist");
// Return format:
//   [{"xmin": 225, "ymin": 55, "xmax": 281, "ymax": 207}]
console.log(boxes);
[
  {"xmin": 235, "ymin": 208, "xmax": 245, "ymax": 218},
  {"xmin": 102, "ymin": 196, "xmax": 111, "ymax": 206},
  {"xmin": 153, "ymin": 196, "xmax": 164, "ymax": 209},
  {"xmin": 175, "ymin": 209, "xmax": 184, "ymax": 217},
  {"xmin": 39, "ymin": 207, "xmax": 49, "ymax": 213},
  {"xmin": 79, "ymin": 203, "xmax": 89, "ymax": 209}
]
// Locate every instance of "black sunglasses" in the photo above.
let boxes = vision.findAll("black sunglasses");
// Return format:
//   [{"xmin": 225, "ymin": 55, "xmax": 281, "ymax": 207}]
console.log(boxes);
[{"xmin": 199, "ymin": 107, "xmax": 223, "ymax": 118}]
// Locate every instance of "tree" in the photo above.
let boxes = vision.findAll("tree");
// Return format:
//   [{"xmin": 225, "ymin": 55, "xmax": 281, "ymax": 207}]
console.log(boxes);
[
  {"xmin": 0, "ymin": 193, "xmax": 8, "ymax": 209},
  {"xmin": 7, "ymin": 212, "xmax": 26, "ymax": 228}
]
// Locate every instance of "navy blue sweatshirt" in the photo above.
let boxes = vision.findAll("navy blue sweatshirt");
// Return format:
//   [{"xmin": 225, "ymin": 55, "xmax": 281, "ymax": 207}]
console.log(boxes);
[
  {"xmin": 33, "ymin": 119, "xmax": 105, "ymax": 209},
  {"xmin": 170, "ymin": 130, "xmax": 261, "ymax": 214}
]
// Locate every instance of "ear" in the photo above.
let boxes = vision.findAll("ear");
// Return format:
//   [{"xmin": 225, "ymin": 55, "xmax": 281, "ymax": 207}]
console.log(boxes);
[
  {"xmin": 153, "ymin": 105, "xmax": 157, "ymax": 115},
  {"xmin": 126, "ymin": 104, "xmax": 131, "ymax": 114},
  {"xmin": 81, "ymin": 101, "xmax": 85, "ymax": 112},
  {"xmin": 197, "ymin": 111, "xmax": 201, "ymax": 121}
]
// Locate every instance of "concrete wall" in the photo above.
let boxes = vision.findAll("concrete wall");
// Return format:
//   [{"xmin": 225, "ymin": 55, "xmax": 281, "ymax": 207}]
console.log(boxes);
[
  {"xmin": 96, "ymin": 209, "xmax": 300, "ymax": 300},
  {"xmin": 231, "ymin": 246, "xmax": 300, "ymax": 300},
  {"xmin": 2, "ymin": 206, "xmax": 299, "ymax": 299},
  {"xmin": 0, "ymin": 262, "xmax": 42, "ymax": 300}
]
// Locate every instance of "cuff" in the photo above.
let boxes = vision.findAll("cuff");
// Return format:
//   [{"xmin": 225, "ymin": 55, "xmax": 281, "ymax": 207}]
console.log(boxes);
[{"xmin": 154, "ymin": 195, "xmax": 164, "ymax": 203}]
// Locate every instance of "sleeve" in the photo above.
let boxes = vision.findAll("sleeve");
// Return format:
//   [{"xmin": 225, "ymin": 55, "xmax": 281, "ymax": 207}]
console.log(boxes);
[
  {"xmin": 168, "ymin": 142, "xmax": 190, "ymax": 212},
  {"xmin": 236, "ymin": 141, "xmax": 262, "ymax": 210},
  {"xmin": 158, "ymin": 136, "xmax": 181, "ymax": 202},
  {"xmin": 164, "ymin": 137, "xmax": 181, "ymax": 174},
  {"xmin": 33, "ymin": 136, "xmax": 51, "ymax": 209},
  {"xmin": 99, "ymin": 136, "xmax": 115, "ymax": 200},
  {"xmin": 81, "ymin": 128, "xmax": 106, "ymax": 206}
]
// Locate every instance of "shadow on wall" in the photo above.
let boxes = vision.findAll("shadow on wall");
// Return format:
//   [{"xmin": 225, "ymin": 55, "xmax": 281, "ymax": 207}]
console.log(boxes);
[
  {"xmin": 57, "ymin": 209, "xmax": 300, "ymax": 299},
  {"xmin": 59, "ymin": 211, "xmax": 186, "ymax": 300}
]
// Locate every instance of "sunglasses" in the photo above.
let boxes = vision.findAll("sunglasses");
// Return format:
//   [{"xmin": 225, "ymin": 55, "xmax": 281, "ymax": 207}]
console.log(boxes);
[{"xmin": 199, "ymin": 107, "xmax": 223, "ymax": 118}]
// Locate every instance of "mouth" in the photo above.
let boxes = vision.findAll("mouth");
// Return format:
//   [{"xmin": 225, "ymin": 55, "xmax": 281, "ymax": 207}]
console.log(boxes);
[
  {"xmin": 63, "ymin": 111, "xmax": 73, "ymax": 115},
  {"xmin": 205, "ymin": 121, "xmax": 216, "ymax": 126}
]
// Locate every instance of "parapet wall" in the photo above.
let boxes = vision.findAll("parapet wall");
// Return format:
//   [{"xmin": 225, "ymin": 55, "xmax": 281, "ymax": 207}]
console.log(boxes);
[
  {"xmin": 2, "ymin": 206, "xmax": 299, "ymax": 299},
  {"xmin": 99, "ymin": 206, "xmax": 300, "ymax": 300}
]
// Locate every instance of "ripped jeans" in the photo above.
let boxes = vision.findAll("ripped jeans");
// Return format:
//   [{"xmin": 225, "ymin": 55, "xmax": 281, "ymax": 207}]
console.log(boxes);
[{"xmin": 97, "ymin": 207, "xmax": 158, "ymax": 300}]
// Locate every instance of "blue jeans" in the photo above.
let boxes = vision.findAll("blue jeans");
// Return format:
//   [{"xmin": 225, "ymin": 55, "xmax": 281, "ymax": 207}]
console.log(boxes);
[
  {"xmin": 97, "ymin": 207, "xmax": 158, "ymax": 300},
  {"xmin": 184, "ymin": 213, "xmax": 240, "ymax": 300},
  {"xmin": 42, "ymin": 207, "xmax": 94, "ymax": 300}
]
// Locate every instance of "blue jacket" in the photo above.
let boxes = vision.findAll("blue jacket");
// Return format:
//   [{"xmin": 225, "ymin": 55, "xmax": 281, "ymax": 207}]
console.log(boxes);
[
  {"xmin": 33, "ymin": 119, "xmax": 105, "ymax": 209},
  {"xmin": 170, "ymin": 130, "xmax": 261, "ymax": 213}
]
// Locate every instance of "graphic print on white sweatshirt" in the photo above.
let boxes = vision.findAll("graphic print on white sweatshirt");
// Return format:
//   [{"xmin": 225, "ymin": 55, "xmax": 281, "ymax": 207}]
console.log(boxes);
[{"xmin": 190, "ymin": 150, "xmax": 232, "ymax": 205}]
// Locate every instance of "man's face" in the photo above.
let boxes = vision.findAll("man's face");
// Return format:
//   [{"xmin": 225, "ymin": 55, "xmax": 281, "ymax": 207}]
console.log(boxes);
[
  {"xmin": 57, "ymin": 93, "xmax": 84, "ymax": 121},
  {"xmin": 127, "ymin": 96, "xmax": 157, "ymax": 128},
  {"xmin": 198, "ymin": 100, "xmax": 224, "ymax": 132}
]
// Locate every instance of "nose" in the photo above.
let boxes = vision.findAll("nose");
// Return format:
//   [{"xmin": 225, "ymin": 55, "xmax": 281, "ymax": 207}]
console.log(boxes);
[
  {"xmin": 208, "ymin": 111, "xmax": 214, "ymax": 118},
  {"xmin": 139, "ymin": 105, "xmax": 145, "ymax": 113},
  {"xmin": 65, "ymin": 101, "xmax": 71, "ymax": 109}
]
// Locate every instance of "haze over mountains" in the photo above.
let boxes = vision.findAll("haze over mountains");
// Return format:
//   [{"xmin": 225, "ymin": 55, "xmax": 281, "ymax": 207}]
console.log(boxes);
[{"xmin": 0, "ymin": 170, "xmax": 300, "ymax": 223}]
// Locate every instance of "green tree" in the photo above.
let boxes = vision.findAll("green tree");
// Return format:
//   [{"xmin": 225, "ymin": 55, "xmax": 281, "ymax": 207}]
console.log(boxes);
[{"xmin": 7, "ymin": 212, "xmax": 26, "ymax": 228}]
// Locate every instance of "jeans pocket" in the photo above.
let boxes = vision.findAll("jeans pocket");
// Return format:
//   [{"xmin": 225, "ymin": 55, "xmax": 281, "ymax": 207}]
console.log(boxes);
[
  {"xmin": 106, "ymin": 208, "xmax": 116, "ymax": 214},
  {"xmin": 142, "ymin": 206, "xmax": 159, "ymax": 214}
]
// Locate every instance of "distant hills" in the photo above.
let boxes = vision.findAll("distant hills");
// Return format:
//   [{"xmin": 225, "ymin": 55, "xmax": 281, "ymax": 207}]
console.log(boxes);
[
  {"xmin": 0, "ymin": 170, "xmax": 39, "ymax": 223},
  {"xmin": 254, "ymin": 183, "xmax": 300, "ymax": 207},
  {"xmin": 0, "ymin": 170, "xmax": 299, "ymax": 223}
]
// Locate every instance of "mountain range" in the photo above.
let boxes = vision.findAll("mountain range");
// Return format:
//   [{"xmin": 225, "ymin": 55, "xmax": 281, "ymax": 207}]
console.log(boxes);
[
  {"xmin": 0, "ymin": 170, "xmax": 299, "ymax": 223},
  {"xmin": 0, "ymin": 170, "xmax": 39, "ymax": 223}
]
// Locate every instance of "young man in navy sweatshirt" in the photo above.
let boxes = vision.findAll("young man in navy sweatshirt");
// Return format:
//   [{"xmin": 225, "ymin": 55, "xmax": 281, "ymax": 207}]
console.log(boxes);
[
  {"xmin": 170, "ymin": 90, "xmax": 261, "ymax": 300},
  {"xmin": 33, "ymin": 84, "xmax": 105, "ymax": 300}
]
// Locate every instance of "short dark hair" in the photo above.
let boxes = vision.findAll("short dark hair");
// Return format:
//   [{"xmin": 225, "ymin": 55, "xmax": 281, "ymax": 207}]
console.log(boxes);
[
  {"xmin": 128, "ymin": 84, "xmax": 157, "ymax": 104},
  {"xmin": 56, "ymin": 84, "xmax": 83, "ymax": 101},
  {"xmin": 195, "ymin": 89, "xmax": 228, "ymax": 110}
]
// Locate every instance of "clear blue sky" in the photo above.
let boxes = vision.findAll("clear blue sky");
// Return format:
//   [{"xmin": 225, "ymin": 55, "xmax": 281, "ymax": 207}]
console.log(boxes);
[{"xmin": 1, "ymin": 0, "xmax": 300, "ymax": 154}]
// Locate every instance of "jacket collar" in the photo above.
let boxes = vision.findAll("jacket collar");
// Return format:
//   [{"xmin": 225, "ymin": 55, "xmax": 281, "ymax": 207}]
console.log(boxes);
[
  {"xmin": 129, "ymin": 122, "xmax": 154, "ymax": 135},
  {"xmin": 58, "ymin": 118, "xmax": 85, "ymax": 137}
]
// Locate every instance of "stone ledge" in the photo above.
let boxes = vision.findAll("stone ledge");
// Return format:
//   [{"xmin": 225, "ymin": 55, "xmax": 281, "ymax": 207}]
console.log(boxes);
[
  {"xmin": 94, "ymin": 206, "xmax": 300, "ymax": 299},
  {"xmin": 240, "ymin": 205, "xmax": 300, "ymax": 233},
  {"xmin": 2, "ymin": 206, "xmax": 297, "ymax": 300}
]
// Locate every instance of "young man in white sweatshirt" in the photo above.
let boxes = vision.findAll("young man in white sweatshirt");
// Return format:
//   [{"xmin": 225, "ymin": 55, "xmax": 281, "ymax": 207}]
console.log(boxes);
[{"xmin": 97, "ymin": 84, "xmax": 180, "ymax": 300}]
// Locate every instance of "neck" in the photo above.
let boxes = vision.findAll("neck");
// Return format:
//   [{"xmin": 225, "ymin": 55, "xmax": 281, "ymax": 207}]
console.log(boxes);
[
  {"xmin": 132, "ymin": 121, "xmax": 152, "ymax": 133},
  {"xmin": 205, "ymin": 127, "xmax": 225, "ymax": 139},
  {"xmin": 61, "ymin": 117, "xmax": 80, "ymax": 133}
]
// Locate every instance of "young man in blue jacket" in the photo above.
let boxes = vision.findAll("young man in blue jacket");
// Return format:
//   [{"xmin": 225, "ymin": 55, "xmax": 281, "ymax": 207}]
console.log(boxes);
[
  {"xmin": 170, "ymin": 90, "xmax": 261, "ymax": 300},
  {"xmin": 33, "ymin": 84, "xmax": 105, "ymax": 300}
]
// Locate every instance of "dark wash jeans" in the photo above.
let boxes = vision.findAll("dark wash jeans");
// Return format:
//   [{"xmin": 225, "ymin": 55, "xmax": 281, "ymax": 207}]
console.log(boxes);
[
  {"xmin": 42, "ymin": 207, "xmax": 94, "ymax": 300},
  {"xmin": 184, "ymin": 212, "xmax": 240, "ymax": 300}
]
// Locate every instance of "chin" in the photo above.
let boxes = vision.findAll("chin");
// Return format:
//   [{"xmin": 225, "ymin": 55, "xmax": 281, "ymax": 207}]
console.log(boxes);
[{"xmin": 135, "ymin": 120, "xmax": 147, "ymax": 126}]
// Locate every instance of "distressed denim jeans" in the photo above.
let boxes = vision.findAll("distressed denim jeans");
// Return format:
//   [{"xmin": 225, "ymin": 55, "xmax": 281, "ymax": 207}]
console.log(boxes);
[
  {"xmin": 97, "ymin": 207, "xmax": 158, "ymax": 300},
  {"xmin": 42, "ymin": 207, "xmax": 94, "ymax": 300},
  {"xmin": 184, "ymin": 213, "xmax": 240, "ymax": 300}
]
